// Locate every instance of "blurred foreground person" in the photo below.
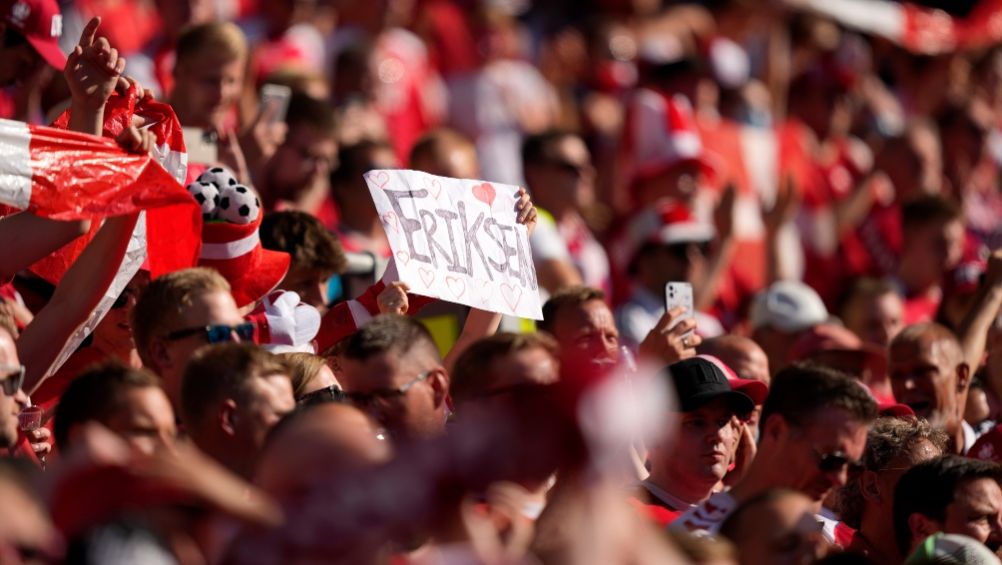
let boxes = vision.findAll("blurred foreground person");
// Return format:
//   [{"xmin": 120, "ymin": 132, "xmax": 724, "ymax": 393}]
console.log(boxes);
[{"xmin": 720, "ymin": 489, "xmax": 829, "ymax": 565}]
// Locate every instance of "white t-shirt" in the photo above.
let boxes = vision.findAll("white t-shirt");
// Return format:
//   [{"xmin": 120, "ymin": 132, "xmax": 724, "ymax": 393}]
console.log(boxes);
[{"xmin": 669, "ymin": 491, "xmax": 737, "ymax": 536}]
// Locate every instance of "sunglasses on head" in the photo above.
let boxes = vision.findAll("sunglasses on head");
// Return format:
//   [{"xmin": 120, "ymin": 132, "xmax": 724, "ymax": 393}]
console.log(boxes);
[
  {"xmin": 164, "ymin": 322, "xmax": 256, "ymax": 344},
  {"xmin": 814, "ymin": 448, "xmax": 864, "ymax": 474},
  {"xmin": 0, "ymin": 365, "xmax": 25, "ymax": 396}
]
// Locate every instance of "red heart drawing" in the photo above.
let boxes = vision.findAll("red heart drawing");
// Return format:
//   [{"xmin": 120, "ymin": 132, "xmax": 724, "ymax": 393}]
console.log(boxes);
[
  {"xmin": 418, "ymin": 267, "xmax": 435, "ymax": 288},
  {"xmin": 370, "ymin": 170, "xmax": 390, "ymax": 189},
  {"xmin": 499, "ymin": 282, "xmax": 522, "ymax": 312},
  {"xmin": 471, "ymin": 182, "xmax": 496, "ymax": 207},
  {"xmin": 426, "ymin": 179, "xmax": 443, "ymax": 200},
  {"xmin": 395, "ymin": 250, "xmax": 410, "ymax": 265},
  {"xmin": 445, "ymin": 276, "xmax": 466, "ymax": 299},
  {"xmin": 381, "ymin": 211, "xmax": 399, "ymax": 233}
]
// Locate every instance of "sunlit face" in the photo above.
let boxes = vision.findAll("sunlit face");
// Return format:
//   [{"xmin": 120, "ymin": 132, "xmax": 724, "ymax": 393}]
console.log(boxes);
[
  {"xmin": 157, "ymin": 290, "xmax": 244, "ymax": 406},
  {"xmin": 0, "ymin": 331, "xmax": 22, "ymax": 448},
  {"xmin": 104, "ymin": 386, "xmax": 177, "ymax": 455},
  {"xmin": 266, "ymin": 125, "xmax": 337, "ymax": 199},
  {"xmin": 771, "ymin": 407, "xmax": 870, "ymax": 502},
  {"xmin": 529, "ymin": 136, "xmax": 595, "ymax": 211},
  {"xmin": 940, "ymin": 478, "xmax": 1002, "ymax": 551},
  {"xmin": 843, "ymin": 291, "xmax": 904, "ymax": 348},
  {"xmin": 890, "ymin": 335, "xmax": 963, "ymax": 430},
  {"xmin": 658, "ymin": 398, "xmax": 741, "ymax": 489},
  {"xmin": 234, "ymin": 374, "xmax": 295, "ymax": 454},
  {"xmin": 173, "ymin": 54, "xmax": 245, "ymax": 128},
  {"xmin": 552, "ymin": 299, "xmax": 620, "ymax": 364},
  {"xmin": 339, "ymin": 351, "xmax": 445, "ymax": 442}
]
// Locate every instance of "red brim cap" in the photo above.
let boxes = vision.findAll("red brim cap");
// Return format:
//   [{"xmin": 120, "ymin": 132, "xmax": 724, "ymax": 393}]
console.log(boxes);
[
  {"xmin": 26, "ymin": 35, "xmax": 66, "ymax": 70},
  {"xmin": 878, "ymin": 401, "xmax": 915, "ymax": 419},
  {"xmin": 729, "ymin": 377, "xmax": 768, "ymax": 406},
  {"xmin": 225, "ymin": 247, "xmax": 290, "ymax": 308}
]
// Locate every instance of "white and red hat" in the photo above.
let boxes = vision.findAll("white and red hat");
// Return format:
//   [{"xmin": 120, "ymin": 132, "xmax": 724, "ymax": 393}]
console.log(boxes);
[
  {"xmin": 247, "ymin": 291, "xmax": 321, "ymax": 354},
  {"xmin": 613, "ymin": 201, "xmax": 715, "ymax": 270},
  {"xmin": 622, "ymin": 89, "xmax": 718, "ymax": 188},
  {"xmin": 199, "ymin": 211, "xmax": 290, "ymax": 308},
  {"xmin": 4, "ymin": 0, "xmax": 65, "ymax": 69}
]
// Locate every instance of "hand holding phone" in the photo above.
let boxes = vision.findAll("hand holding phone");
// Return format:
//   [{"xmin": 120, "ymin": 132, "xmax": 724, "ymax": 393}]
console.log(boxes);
[{"xmin": 664, "ymin": 282, "xmax": 695, "ymax": 339}]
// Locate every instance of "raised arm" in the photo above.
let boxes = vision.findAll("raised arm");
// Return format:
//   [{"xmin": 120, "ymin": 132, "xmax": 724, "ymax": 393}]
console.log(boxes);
[
  {"xmin": 957, "ymin": 250, "xmax": 1002, "ymax": 372},
  {"xmin": 19, "ymin": 212, "xmax": 139, "ymax": 393},
  {"xmin": 0, "ymin": 213, "xmax": 91, "ymax": 282}
]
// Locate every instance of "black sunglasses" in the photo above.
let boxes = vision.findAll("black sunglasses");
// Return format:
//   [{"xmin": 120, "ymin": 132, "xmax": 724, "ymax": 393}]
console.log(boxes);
[
  {"xmin": 298, "ymin": 384, "xmax": 347, "ymax": 406},
  {"xmin": 163, "ymin": 322, "xmax": 256, "ymax": 344},
  {"xmin": 814, "ymin": 448, "xmax": 864, "ymax": 474},
  {"xmin": 0, "ymin": 364, "xmax": 25, "ymax": 396}
]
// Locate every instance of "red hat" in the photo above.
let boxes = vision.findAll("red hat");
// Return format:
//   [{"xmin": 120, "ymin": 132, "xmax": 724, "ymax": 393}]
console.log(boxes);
[
  {"xmin": 198, "ymin": 213, "xmax": 290, "ymax": 308},
  {"xmin": 697, "ymin": 354, "xmax": 768, "ymax": 406},
  {"xmin": 623, "ymin": 90, "xmax": 719, "ymax": 188},
  {"xmin": 877, "ymin": 400, "xmax": 915, "ymax": 420},
  {"xmin": 3, "ymin": 0, "xmax": 65, "ymax": 70},
  {"xmin": 614, "ymin": 201, "xmax": 714, "ymax": 270}
]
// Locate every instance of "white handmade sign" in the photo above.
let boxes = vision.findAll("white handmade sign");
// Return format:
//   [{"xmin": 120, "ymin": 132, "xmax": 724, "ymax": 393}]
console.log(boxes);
[{"xmin": 364, "ymin": 169, "xmax": 543, "ymax": 320}]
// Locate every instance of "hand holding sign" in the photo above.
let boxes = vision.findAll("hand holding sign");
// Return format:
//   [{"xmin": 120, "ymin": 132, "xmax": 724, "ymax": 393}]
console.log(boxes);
[{"xmin": 364, "ymin": 170, "xmax": 543, "ymax": 320}]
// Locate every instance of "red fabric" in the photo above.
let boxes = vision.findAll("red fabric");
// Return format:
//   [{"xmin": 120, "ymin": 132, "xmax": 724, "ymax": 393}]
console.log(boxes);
[
  {"xmin": 32, "ymin": 346, "xmax": 108, "ymax": 408},
  {"xmin": 315, "ymin": 280, "xmax": 436, "ymax": 353},
  {"xmin": 834, "ymin": 522, "xmax": 856, "ymax": 549},
  {"xmin": 198, "ymin": 214, "xmax": 291, "ymax": 308},
  {"xmin": 27, "ymin": 87, "xmax": 201, "ymax": 284},
  {"xmin": 903, "ymin": 292, "xmax": 940, "ymax": 325},
  {"xmin": 628, "ymin": 497, "xmax": 681, "ymax": 527}
]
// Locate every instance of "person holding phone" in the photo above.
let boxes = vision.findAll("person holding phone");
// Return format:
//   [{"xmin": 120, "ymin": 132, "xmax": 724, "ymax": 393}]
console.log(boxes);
[{"xmin": 614, "ymin": 202, "xmax": 725, "ymax": 350}]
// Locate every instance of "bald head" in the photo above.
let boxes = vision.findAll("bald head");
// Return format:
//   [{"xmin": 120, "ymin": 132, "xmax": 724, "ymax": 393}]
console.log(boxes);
[
  {"xmin": 891, "ymin": 323, "xmax": 964, "ymax": 367},
  {"xmin": 698, "ymin": 335, "xmax": 770, "ymax": 385},
  {"xmin": 256, "ymin": 403, "xmax": 391, "ymax": 500}
]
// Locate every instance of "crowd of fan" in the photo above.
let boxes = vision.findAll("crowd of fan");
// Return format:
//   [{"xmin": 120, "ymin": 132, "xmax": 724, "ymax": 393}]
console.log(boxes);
[{"xmin": 2, "ymin": 0, "xmax": 1002, "ymax": 563}]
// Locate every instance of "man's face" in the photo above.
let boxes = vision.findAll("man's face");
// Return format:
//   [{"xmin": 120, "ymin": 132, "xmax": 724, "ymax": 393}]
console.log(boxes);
[
  {"xmin": 93, "ymin": 273, "xmax": 149, "ymax": 358},
  {"xmin": 939, "ymin": 478, "xmax": 1002, "ymax": 551},
  {"xmin": 234, "ymin": 374, "xmax": 295, "ymax": 453},
  {"xmin": 844, "ymin": 292, "xmax": 904, "ymax": 348},
  {"xmin": 339, "ymin": 351, "xmax": 445, "ymax": 442},
  {"xmin": 551, "ymin": 299, "xmax": 620, "ymax": 364},
  {"xmin": 265, "ymin": 125, "xmax": 337, "ymax": 199},
  {"xmin": 157, "ymin": 290, "xmax": 244, "ymax": 406},
  {"xmin": 278, "ymin": 266, "xmax": 331, "ymax": 312},
  {"xmin": 773, "ymin": 407, "xmax": 870, "ymax": 502},
  {"xmin": 890, "ymin": 335, "xmax": 962, "ymax": 430},
  {"xmin": 639, "ymin": 243, "xmax": 706, "ymax": 289},
  {"xmin": 0, "ymin": 331, "xmax": 23, "ymax": 448},
  {"xmin": 661, "ymin": 398, "xmax": 740, "ymax": 486},
  {"xmin": 173, "ymin": 55, "xmax": 244, "ymax": 128},
  {"xmin": 104, "ymin": 387, "xmax": 177, "ymax": 455},
  {"xmin": 530, "ymin": 136, "xmax": 595, "ymax": 210},
  {"xmin": 733, "ymin": 493, "xmax": 828, "ymax": 565},
  {"xmin": 903, "ymin": 219, "xmax": 965, "ymax": 282}
]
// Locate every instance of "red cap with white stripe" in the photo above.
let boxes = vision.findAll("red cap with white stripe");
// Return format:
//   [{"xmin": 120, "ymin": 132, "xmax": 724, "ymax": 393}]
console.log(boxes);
[
  {"xmin": 198, "ymin": 212, "xmax": 290, "ymax": 308},
  {"xmin": 3, "ymin": 0, "xmax": 65, "ymax": 70}
]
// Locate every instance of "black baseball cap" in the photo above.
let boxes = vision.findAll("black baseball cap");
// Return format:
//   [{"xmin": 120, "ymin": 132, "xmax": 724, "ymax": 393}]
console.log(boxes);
[{"xmin": 666, "ymin": 357, "xmax": 755, "ymax": 416}]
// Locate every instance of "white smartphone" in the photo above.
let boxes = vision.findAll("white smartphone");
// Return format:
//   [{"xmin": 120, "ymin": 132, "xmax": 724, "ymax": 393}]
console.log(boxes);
[
  {"xmin": 182, "ymin": 127, "xmax": 218, "ymax": 164},
  {"xmin": 664, "ymin": 281, "xmax": 695, "ymax": 338},
  {"xmin": 260, "ymin": 83, "xmax": 292, "ymax": 124}
]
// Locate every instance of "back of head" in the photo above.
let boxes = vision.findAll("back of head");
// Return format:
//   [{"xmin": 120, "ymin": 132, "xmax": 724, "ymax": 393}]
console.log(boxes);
[
  {"xmin": 538, "ymin": 285, "xmax": 606, "ymax": 335},
  {"xmin": 901, "ymin": 195, "xmax": 962, "ymax": 234},
  {"xmin": 342, "ymin": 314, "xmax": 440, "ymax": 365},
  {"xmin": 521, "ymin": 129, "xmax": 575, "ymax": 169},
  {"xmin": 837, "ymin": 417, "xmax": 949, "ymax": 528},
  {"xmin": 284, "ymin": 91, "xmax": 337, "ymax": 138},
  {"xmin": 260, "ymin": 211, "xmax": 347, "ymax": 276},
  {"xmin": 175, "ymin": 21, "xmax": 247, "ymax": 67},
  {"xmin": 180, "ymin": 343, "xmax": 289, "ymax": 431},
  {"xmin": 279, "ymin": 352, "xmax": 329, "ymax": 399},
  {"xmin": 760, "ymin": 364, "xmax": 878, "ymax": 434},
  {"xmin": 131, "ymin": 268, "xmax": 231, "ymax": 368},
  {"xmin": 329, "ymin": 139, "xmax": 393, "ymax": 192},
  {"xmin": 54, "ymin": 361, "xmax": 161, "ymax": 448},
  {"xmin": 894, "ymin": 455, "xmax": 1002, "ymax": 555},
  {"xmin": 408, "ymin": 128, "xmax": 478, "ymax": 178},
  {"xmin": 450, "ymin": 332, "xmax": 559, "ymax": 404},
  {"xmin": 720, "ymin": 488, "xmax": 810, "ymax": 543}
]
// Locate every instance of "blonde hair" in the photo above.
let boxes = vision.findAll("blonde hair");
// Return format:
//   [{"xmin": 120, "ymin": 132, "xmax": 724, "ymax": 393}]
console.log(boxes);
[
  {"xmin": 175, "ymin": 22, "xmax": 248, "ymax": 66},
  {"xmin": 280, "ymin": 352, "xmax": 328, "ymax": 398},
  {"xmin": 131, "ymin": 267, "xmax": 231, "ymax": 368}
]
